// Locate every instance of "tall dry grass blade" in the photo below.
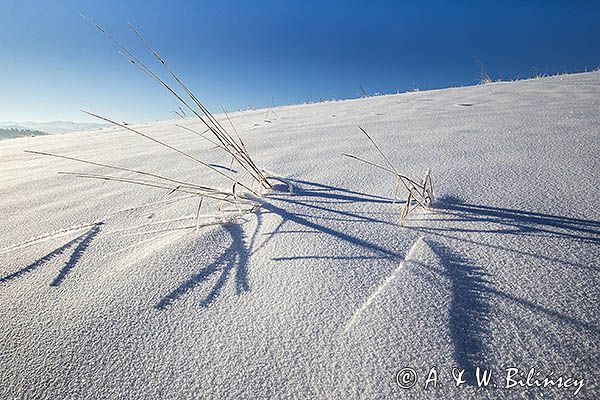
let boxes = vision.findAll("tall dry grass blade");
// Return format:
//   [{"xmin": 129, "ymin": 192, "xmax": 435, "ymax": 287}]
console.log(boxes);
[
  {"xmin": 341, "ymin": 153, "xmax": 424, "ymax": 189},
  {"xmin": 82, "ymin": 15, "xmax": 199, "ymax": 117},
  {"xmin": 342, "ymin": 153, "xmax": 396, "ymax": 176},
  {"xmin": 195, "ymin": 198, "xmax": 204, "ymax": 233},
  {"xmin": 127, "ymin": 22, "xmax": 269, "ymax": 188},
  {"xmin": 81, "ymin": 110, "xmax": 258, "ymax": 195},
  {"xmin": 126, "ymin": 21, "xmax": 271, "ymax": 189},
  {"xmin": 127, "ymin": 22, "xmax": 228, "ymax": 136},
  {"xmin": 400, "ymin": 192, "xmax": 411, "ymax": 223},
  {"xmin": 398, "ymin": 177, "xmax": 427, "ymax": 209},
  {"xmin": 25, "ymin": 150, "xmax": 219, "ymax": 193},
  {"xmin": 174, "ymin": 124, "xmax": 224, "ymax": 150},
  {"xmin": 220, "ymin": 103, "xmax": 246, "ymax": 150},
  {"xmin": 428, "ymin": 173, "xmax": 434, "ymax": 198},
  {"xmin": 475, "ymin": 57, "xmax": 493, "ymax": 84},
  {"xmin": 83, "ymin": 16, "xmax": 268, "ymax": 189},
  {"xmin": 357, "ymin": 126, "xmax": 398, "ymax": 174},
  {"xmin": 58, "ymin": 172, "xmax": 239, "ymax": 203}
]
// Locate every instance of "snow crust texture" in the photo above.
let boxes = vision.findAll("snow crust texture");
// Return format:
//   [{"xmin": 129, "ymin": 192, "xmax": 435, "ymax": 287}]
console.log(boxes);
[{"xmin": 1, "ymin": 72, "xmax": 599, "ymax": 399}]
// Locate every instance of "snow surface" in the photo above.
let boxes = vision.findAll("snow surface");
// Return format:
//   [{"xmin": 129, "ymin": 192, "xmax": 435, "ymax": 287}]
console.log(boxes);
[{"xmin": 1, "ymin": 72, "xmax": 599, "ymax": 399}]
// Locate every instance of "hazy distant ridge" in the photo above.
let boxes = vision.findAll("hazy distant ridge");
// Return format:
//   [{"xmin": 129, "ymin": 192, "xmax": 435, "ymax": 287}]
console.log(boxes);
[{"xmin": 0, "ymin": 120, "xmax": 108, "ymax": 135}]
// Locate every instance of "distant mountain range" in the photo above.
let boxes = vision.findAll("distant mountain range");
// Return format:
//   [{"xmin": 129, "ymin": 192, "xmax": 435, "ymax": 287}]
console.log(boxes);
[{"xmin": 0, "ymin": 120, "xmax": 109, "ymax": 135}]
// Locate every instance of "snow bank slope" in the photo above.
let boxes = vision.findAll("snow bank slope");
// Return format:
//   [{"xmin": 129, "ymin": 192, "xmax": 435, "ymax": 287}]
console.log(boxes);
[{"xmin": 1, "ymin": 72, "xmax": 599, "ymax": 399}]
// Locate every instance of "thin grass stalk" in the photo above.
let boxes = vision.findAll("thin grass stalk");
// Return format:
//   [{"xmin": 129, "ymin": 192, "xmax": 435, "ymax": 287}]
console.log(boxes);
[
  {"xmin": 83, "ymin": 16, "xmax": 270, "ymax": 189},
  {"xmin": 357, "ymin": 126, "xmax": 397, "ymax": 174},
  {"xmin": 400, "ymin": 192, "xmax": 411, "ymax": 223},
  {"xmin": 126, "ymin": 22, "xmax": 270, "ymax": 188},
  {"xmin": 127, "ymin": 22, "xmax": 268, "ymax": 186},
  {"xmin": 195, "ymin": 198, "xmax": 204, "ymax": 233},
  {"xmin": 220, "ymin": 104, "xmax": 246, "ymax": 150},
  {"xmin": 398, "ymin": 177, "xmax": 427, "ymax": 210},
  {"xmin": 58, "ymin": 172, "xmax": 240, "ymax": 203},
  {"xmin": 127, "ymin": 23, "xmax": 259, "ymax": 183},
  {"xmin": 341, "ymin": 153, "xmax": 424, "ymax": 190},
  {"xmin": 345, "ymin": 126, "xmax": 434, "ymax": 223},
  {"xmin": 61, "ymin": 172, "xmax": 206, "ymax": 194},
  {"xmin": 175, "ymin": 125, "xmax": 228, "ymax": 152},
  {"xmin": 427, "ymin": 172, "xmax": 434, "ymax": 198},
  {"xmin": 420, "ymin": 174, "xmax": 428, "ymax": 197},
  {"xmin": 81, "ymin": 110, "xmax": 258, "ymax": 195},
  {"xmin": 25, "ymin": 150, "xmax": 220, "ymax": 194}
]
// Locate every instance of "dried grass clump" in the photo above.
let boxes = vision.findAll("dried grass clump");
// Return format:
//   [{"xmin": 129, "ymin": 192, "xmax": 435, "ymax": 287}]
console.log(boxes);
[
  {"xmin": 26, "ymin": 18, "xmax": 276, "ymax": 232},
  {"xmin": 82, "ymin": 17, "xmax": 272, "ymax": 191},
  {"xmin": 475, "ymin": 57, "xmax": 493, "ymax": 85},
  {"xmin": 343, "ymin": 127, "xmax": 434, "ymax": 224}
]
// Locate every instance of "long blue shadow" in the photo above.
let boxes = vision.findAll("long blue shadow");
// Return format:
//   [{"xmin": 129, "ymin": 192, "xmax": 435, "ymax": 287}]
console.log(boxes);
[
  {"xmin": 426, "ymin": 241, "xmax": 492, "ymax": 385},
  {"xmin": 432, "ymin": 196, "xmax": 600, "ymax": 244},
  {"xmin": 252, "ymin": 179, "xmax": 402, "ymax": 260},
  {"xmin": 50, "ymin": 223, "xmax": 102, "ymax": 287},
  {"xmin": 1, "ymin": 223, "xmax": 102, "ymax": 286},
  {"xmin": 156, "ymin": 223, "xmax": 249, "ymax": 309},
  {"xmin": 412, "ymin": 240, "xmax": 599, "ymax": 385}
]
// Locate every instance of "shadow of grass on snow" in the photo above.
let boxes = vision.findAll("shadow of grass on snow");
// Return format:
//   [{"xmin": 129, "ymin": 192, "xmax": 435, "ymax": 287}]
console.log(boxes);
[
  {"xmin": 432, "ymin": 195, "xmax": 600, "ymax": 244},
  {"xmin": 411, "ymin": 239, "xmax": 599, "ymax": 385},
  {"xmin": 251, "ymin": 178, "xmax": 402, "ymax": 260},
  {"xmin": 421, "ymin": 241, "xmax": 493, "ymax": 385},
  {"xmin": 155, "ymin": 223, "xmax": 249, "ymax": 310},
  {"xmin": 0, "ymin": 223, "xmax": 102, "ymax": 286},
  {"xmin": 409, "ymin": 196, "xmax": 600, "ymax": 274},
  {"xmin": 155, "ymin": 178, "xmax": 404, "ymax": 309}
]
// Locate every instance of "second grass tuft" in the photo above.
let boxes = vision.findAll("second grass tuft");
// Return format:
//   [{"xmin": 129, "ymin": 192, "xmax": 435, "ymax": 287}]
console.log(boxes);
[{"xmin": 343, "ymin": 126, "xmax": 434, "ymax": 224}]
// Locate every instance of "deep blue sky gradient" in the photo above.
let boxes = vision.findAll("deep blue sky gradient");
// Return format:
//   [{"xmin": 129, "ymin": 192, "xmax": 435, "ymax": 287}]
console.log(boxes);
[{"xmin": 1, "ymin": 0, "xmax": 599, "ymax": 122}]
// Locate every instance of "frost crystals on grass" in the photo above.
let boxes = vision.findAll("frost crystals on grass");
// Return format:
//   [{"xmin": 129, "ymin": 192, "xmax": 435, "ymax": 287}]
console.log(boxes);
[{"xmin": 343, "ymin": 126, "xmax": 434, "ymax": 224}]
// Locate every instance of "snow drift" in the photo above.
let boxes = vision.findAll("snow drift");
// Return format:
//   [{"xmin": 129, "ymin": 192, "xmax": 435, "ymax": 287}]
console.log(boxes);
[{"xmin": 1, "ymin": 72, "xmax": 599, "ymax": 399}]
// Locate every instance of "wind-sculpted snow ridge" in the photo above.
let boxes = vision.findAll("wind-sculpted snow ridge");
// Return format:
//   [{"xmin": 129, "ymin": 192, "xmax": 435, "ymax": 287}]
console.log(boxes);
[
  {"xmin": 1, "ymin": 71, "xmax": 599, "ymax": 399},
  {"xmin": 343, "ymin": 236, "xmax": 426, "ymax": 333}
]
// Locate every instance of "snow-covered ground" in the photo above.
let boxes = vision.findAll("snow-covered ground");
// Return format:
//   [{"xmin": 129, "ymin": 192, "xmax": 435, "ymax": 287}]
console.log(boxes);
[{"xmin": 1, "ymin": 72, "xmax": 598, "ymax": 399}]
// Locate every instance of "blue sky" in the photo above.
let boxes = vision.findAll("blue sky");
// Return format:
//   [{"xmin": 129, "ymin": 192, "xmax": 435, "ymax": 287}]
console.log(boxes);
[{"xmin": 1, "ymin": 0, "xmax": 599, "ymax": 123}]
